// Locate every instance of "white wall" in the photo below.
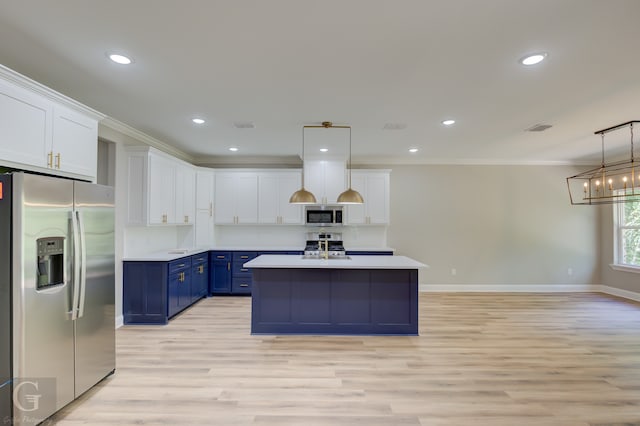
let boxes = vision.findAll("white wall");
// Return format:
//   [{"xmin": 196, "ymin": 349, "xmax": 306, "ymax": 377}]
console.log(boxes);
[{"xmin": 385, "ymin": 164, "xmax": 601, "ymax": 287}]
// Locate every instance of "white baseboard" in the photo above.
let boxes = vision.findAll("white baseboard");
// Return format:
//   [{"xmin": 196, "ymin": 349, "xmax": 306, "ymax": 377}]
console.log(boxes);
[
  {"xmin": 419, "ymin": 283, "xmax": 640, "ymax": 303},
  {"xmin": 115, "ymin": 315, "xmax": 124, "ymax": 329},
  {"xmin": 597, "ymin": 285, "xmax": 640, "ymax": 302},
  {"xmin": 419, "ymin": 284, "xmax": 599, "ymax": 292}
]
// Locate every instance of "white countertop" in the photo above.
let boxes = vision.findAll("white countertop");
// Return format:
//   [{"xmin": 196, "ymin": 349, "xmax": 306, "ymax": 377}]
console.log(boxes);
[
  {"xmin": 244, "ymin": 255, "xmax": 427, "ymax": 270},
  {"xmin": 122, "ymin": 248, "xmax": 210, "ymax": 262},
  {"xmin": 122, "ymin": 246, "xmax": 395, "ymax": 262}
]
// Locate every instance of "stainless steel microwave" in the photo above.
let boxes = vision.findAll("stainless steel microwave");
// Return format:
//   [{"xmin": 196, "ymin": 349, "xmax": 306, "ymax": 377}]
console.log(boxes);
[{"xmin": 305, "ymin": 206, "xmax": 343, "ymax": 226}]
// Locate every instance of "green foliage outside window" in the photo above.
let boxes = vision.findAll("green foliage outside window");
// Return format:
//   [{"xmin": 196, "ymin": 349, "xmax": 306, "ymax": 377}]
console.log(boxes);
[{"xmin": 622, "ymin": 199, "xmax": 640, "ymax": 265}]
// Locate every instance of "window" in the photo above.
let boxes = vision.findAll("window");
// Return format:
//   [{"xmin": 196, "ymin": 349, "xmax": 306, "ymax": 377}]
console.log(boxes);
[{"xmin": 615, "ymin": 196, "xmax": 640, "ymax": 266}]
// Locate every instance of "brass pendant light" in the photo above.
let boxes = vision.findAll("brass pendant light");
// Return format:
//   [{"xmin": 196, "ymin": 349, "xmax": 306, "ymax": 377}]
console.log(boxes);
[
  {"xmin": 289, "ymin": 125, "xmax": 317, "ymax": 204},
  {"xmin": 337, "ymin": 124, "xmax": 364, "ymax": 204}
]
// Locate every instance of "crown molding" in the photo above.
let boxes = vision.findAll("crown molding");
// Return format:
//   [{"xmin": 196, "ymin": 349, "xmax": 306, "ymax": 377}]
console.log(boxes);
[
  {"xmin": 100, "ymin": 117, "xmax": 194, "ymax": 163},
  {"xmin": 195, "ymin": 155, "xmax": 302, "ymax": 168},
  {"xmin": 353, "ymin": 156, "xmax": 598, "ymax": 167},
  {"xmin": 0, "ymin": 63, "xmax": 105, "ymax": 121}
]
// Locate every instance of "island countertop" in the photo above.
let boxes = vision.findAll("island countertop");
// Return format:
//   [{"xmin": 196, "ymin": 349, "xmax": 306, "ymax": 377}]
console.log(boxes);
[{"xmin": 244, "ymin": 254, "xmax": 428, "ymax": 269}]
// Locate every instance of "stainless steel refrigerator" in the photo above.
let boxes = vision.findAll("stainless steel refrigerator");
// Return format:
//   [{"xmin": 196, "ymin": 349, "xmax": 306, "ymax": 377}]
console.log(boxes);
[{"xmin": 0, "ymin": 172, "xmax": 115, "ymax": 425}]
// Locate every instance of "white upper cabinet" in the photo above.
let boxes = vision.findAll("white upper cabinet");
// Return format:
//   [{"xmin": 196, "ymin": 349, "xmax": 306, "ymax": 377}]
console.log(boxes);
[
  {"xmin": 214, "ymin": 171, "xmax": 259, "ymax": 224},
  {"xmin": 258, "ymin": 171, "xmax": 303, "ymax": 224},
  {"xmin": 304, "ymin": 160, "xmax": 346, "ymax": 205},
  {"xmin": 194, "ymin": 169, "xmax": 215, "ymax": 246},
  {"xmin": 174, "ymin": 164, "xmax": 195, "ymax": 225},
  {"xmin": 347, "ymin": 170, "xmax": 390, "ymax": 225},
  {"xmin": 0, "ymin": 66, "xmax": 102, "ymax": 180},
  {"xmin": 125, "ymin": 146, "xmax": 195, "ymax": 226},
  {"xmin": 51, "ymin": 105, "xmax": 98, "ymax": 178},
  {"xmin": 0, "ymin": 78, "xmax": 51, "ymax": 169}
]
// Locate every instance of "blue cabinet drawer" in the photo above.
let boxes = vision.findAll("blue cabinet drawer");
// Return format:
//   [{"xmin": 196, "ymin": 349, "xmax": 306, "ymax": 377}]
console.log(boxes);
[
  {"xmin": 233, "ymin": 251, "xmax": 258, "ymax": 262},
  {"xmin": 232, "ymin": 279, "xmax": 252, "ymax": 294},
  {"xmin": 210, "ymin": 252, "xmax": 231, "ymax": 262},
  {"xmin": 169, "ymin": 258, "xmax": 192, "ymax": 274},
  {"xmin": 233, "ymin": 264, "xmax": 252, "ymax": 276},
  {"xmin": 191, "ymin": 253, "xmax": 208, "ymax": 265}
]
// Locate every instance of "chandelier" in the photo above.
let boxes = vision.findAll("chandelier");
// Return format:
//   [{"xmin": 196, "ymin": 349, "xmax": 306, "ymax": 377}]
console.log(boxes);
[{"xmin": 567, "ymin": 120, "xmax": 640, "ymax": 205}]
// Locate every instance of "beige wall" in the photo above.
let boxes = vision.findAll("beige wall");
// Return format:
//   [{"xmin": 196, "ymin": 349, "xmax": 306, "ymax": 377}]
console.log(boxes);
[{"xmin": 386, "ymin": 165, "xmax": 601, "ymax": 286}]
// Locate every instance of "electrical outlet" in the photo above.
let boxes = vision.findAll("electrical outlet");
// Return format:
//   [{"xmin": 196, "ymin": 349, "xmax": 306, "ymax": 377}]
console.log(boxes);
[
  {"xmin": 567, "ymin": 267, "xmax": 573, "ymax": 276},
  {"xmin": 451, "ymin": 268, "xmax": 457, "ymax": 276}
]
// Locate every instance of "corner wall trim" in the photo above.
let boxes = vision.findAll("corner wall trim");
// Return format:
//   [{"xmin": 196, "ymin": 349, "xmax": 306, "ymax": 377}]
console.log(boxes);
[{"xmin": 115, "ymin": 315, "xmax": 124, "ymax": 329}]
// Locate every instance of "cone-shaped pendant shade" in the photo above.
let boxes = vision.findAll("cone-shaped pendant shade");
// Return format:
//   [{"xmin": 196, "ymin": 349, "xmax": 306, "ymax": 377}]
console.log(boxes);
[
  {"xmin": 337, "ymin": 187, "xmax": 364, "ymax": 204},
  {"xmin": 289, "ymin": 187, "xmax": 317, "ymax": 204}
]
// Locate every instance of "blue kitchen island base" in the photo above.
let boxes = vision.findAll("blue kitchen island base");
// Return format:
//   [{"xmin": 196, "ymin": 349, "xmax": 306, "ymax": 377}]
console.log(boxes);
[{"xmin": 250, "ymin": 268, "xmax": 419, "ymax": 335}]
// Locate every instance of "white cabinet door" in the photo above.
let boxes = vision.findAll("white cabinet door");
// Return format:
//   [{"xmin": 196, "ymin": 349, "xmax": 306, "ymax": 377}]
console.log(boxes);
[
  {"xmin": 346, "ymin": 173, "xmax": 367, "ymax": 225},
  {"xmin": 304, "ymin": 160, "xmax": 345, "ymax": 204},
  {"xmin": 175, "ymin": 165, "xmax": 195, "ymax": 225},
  {"xmin": 196, "ymin": 170, "xmax": 215, "ymax": 212},
  {"xmin": 0, "ymin": 79, "xmax": 51, "ymax": 168},
  {"xmin": 257, "ymin": 171, "xmax": 302, "ymax": 224},
  {"xmin": 365, "ymin": 173, "xmax": 389, "ymax": 224},
  {"xmin": 214, "ymin": 173, "xmax": 238, "ymax": 224},
  {"xmin": 148, "ymin": 153, "xmax": 176, "ymax": 225},
  {"xmin": 278, "ymin": 172, "xmax": 303, "ymax": 224},
  {"xmin": 51, "ymin": 106, "xmax": 98, "ymax": 178},
  {"xmin": 235, "ymin": 173, "xmax": 258, "ymax": 224},
  {"xmin": 214, "ymin": 172, "xmax": 259, "ymax": 224},
  {"xmin": 258, "ymin": 174, "xmax": 279, "ymax": 224},
  {"xmin": 195, "ymin": 169, "xmax": 215, "ymax": 244},
  {"xmin": 347, "ymin": 170, "xmax": 390, "ymax": 225}
]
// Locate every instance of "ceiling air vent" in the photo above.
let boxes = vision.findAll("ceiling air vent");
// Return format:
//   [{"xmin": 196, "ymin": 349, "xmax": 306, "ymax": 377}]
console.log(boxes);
[
  {"xmin": 233, "ymin": 121, "xmax": 255, "ymax": 129},
  {"xmin": 526, "ymin": 123, "xmax": 552, "ymax": 132},
  {"xmin": 383, "ymin": 123, "xmax": 407, "ymax": 130}
]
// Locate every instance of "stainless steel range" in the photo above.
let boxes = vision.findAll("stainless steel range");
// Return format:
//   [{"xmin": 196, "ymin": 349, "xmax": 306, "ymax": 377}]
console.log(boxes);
[{"xmin": 304, "ymin": 231, "xmax": 347, "ymax": 259}]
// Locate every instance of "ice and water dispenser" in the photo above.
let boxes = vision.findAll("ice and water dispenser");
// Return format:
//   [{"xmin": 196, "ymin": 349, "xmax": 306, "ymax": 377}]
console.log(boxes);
[{"xmin": 36, "ymin": 237, "xmax": 64, "ymax": 289}]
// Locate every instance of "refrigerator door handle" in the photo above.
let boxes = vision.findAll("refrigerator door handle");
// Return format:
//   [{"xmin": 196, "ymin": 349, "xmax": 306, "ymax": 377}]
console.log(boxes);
[
  {"xmin": 77, "ymin": 210, "xmax": 87, "ymax": 318},
  {"xmin": 70, "ymin": 210, "xmax": 81, "ymax": 320}
]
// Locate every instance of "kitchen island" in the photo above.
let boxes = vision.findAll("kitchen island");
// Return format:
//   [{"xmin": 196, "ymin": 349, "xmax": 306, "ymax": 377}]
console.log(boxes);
[{"xmin": 243, "ymin": 255, "xmax": 427, "ymax": 335}]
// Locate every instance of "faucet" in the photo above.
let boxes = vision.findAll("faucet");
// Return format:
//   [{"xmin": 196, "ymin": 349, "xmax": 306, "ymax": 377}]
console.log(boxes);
[{"xmin": 322, "ymin": 238, "xmax": 329, "ymax": 259}]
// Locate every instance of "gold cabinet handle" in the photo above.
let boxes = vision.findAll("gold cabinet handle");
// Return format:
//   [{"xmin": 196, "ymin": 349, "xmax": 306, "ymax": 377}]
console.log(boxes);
[
  {"xmin": 47, "ymin": 151, "xmax": 53, "ymax": 168},
  {"xmin": 240, "ymin": 283, "xmax": 249, "ymax": 287},
  {"xmin": 240, "ymin": 268, "xmax": 249, "ymax": 272},
  {"xmin": 198, "ymin": 265, "xmax": 204, "ymax": 274},
  {"xmin": 227, "ymin": 262, "xmax": 230, "ymax": 271},
  {"xmin": 240, "ymin": 256, "xmax": 249, "ymax": 259},
  {"xmin": 55, "ymin": 153, "xmax": 61, "ymax": 169},
  {"xmin": 184, "ymin": 215, "xmax": 188, "ymax": 223},
  {"xmin": 216, "ymin": 255, "xmax": 225, "ymax": 259},
  {"xmin": 209, "ymin": 202, "xmax": 213, "ymax": 217}
]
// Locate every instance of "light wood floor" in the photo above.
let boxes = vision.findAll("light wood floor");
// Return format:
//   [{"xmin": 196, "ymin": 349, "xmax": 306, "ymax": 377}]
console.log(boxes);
[{"xmin": 51, "ymin": 293, "xmax": 640, "ymax": 426}]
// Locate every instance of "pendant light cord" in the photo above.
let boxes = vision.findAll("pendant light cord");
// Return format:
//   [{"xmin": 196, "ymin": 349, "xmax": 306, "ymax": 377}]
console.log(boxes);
[{"xmin": 348, "ymin": 126, "xmax": 352, "ymax": 188}]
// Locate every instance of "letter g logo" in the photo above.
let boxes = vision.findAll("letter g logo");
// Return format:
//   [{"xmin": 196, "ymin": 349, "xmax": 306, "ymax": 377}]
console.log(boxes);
[{"xmin": 13, "ymin": 380, "xmax": 42, "ymax": 412}]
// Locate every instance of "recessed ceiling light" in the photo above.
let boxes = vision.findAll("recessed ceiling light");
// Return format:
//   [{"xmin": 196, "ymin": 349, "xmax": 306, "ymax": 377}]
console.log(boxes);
[
  {"xmin": 192, "ymin": 118, "xmax": 205, "ymax": 124},
  {"xmin": 519, "ymin": 52, "xmax": 547, "ymax": 66},
  {"xmin": 442, "ymin": 119, "xmax": 456, "ymax": 126},
  {"xmin": 409, "ymin": 148, "xmax": 418, "ymax": 153},
  {"xmin": 108, "ymin": 53, "xmax": 132, "ymax": 65},
  {"xmin": 320, "ymin": 148, "xmax": 329, "ymax": 152},
  {"xmin": 229, "ymin": 147, "xmax": 239, "ymax": 152}
]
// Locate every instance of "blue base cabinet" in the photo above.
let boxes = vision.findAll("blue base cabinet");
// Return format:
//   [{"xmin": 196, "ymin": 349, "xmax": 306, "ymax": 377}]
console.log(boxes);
[
  {"xmin": 124, "ymin": 254, "xmax": 208, "ymax": 325},
  {"xmin": 251, "ymin": 268, "xmax": 418, "ymax": 335},
  {"xmin": 209, "ymin": 251, "xmax": 231, "ymax": 295},
  {"xmin": 191, "ymin": 253, "xmax": 208, "ymax": 301}
]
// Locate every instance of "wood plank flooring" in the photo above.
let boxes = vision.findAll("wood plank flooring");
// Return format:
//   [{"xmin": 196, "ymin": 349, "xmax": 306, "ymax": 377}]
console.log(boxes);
[{"xmin": 50, "ymin": 293, "xmax": 640, "ymax": 425}]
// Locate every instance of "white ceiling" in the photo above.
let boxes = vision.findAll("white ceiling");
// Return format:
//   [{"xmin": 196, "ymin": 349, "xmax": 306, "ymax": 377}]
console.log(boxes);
[{"xmin": 1, "ymin": 0, "xmax": 639, "ymax": 165}]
